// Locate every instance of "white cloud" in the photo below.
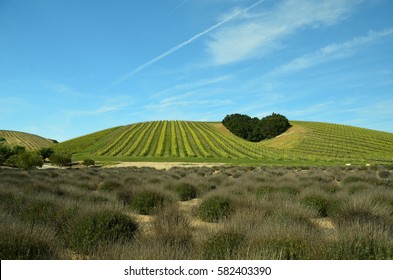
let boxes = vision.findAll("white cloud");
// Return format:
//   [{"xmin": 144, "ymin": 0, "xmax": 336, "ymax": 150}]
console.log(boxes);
[
  {"xmin": 269, "ymin": 28, "xmax": 393, "ymax": 76},
  {"xmin": 105, "ymin": 0, "xmax": 266, "ymax": 89},
  {"xmin": 206, "ymin": 0, "xmax": 362, "ymax": 65}
]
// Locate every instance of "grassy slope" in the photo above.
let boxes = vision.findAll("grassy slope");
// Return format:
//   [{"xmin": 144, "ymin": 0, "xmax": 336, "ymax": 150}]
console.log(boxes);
[
  {"xmin": 262, "ymin": 121, "xmax": 393, "ymax": 162},
  {"xmin": 0, "ymin": 130, "xmax": 54, "ymax": 150},
  {"xmin": 53, "ymin": 121, "xmax": 393, "ymax": 164}
]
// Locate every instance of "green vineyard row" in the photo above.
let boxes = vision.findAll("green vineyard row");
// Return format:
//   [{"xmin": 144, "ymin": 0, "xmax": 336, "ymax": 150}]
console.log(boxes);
[
  {"xmin": 0, "ymin": 130, "xmax": 53, "ymax": 151},
  {"xmin": 279, "ymin": 121, "xmax": 393, "ymax": 162},
  {"xmin": 92, "ymin": 121, "xmax": 285, "ymax": 159},
  {"xmin": 53, "ymin": 121, "xmax": 393, "ymax": 163}
]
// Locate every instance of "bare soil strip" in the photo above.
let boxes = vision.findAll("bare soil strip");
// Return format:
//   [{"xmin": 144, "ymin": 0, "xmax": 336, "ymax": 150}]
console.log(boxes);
[{"xmin": 104, "ymin": 161, "xmax": 226, "ymax": 170}]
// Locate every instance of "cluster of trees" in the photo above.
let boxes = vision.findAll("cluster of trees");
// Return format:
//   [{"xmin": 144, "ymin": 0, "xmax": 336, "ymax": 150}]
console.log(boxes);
[
  {"xmin": 0, "ymin": 143, "xmax": 73, "ymax": 170},
  {"xmin": 222, "ymin": 113, "xmax": 291, "ymax": 142}
]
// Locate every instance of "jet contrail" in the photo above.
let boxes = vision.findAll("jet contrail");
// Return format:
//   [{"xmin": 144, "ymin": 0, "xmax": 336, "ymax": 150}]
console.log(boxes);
[
  {"xmin": 107, "ymin": 0, "xmax": 266, "ymax": 89},
  {"xmin": 160, "ymin": 0, "xmax": 191, "ymax": 23}
]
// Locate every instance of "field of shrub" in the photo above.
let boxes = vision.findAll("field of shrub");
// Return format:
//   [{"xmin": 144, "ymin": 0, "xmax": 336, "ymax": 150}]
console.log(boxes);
[{"xmin": 1, "ymin": 164, "xmax": 393, "ymax": 259}]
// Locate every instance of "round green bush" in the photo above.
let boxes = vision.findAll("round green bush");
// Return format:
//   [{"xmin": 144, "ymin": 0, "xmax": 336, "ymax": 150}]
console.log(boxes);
[
  {"xmin": 68, "ymin": 210, "xmax": 138, "ymax": 253},
  {"xmin": 130, "ymin": 191, "xmax": 165, "ymax": 215},
  {"xmin": 0, "ymin": 232, "xmax": 58, "ymax": 260},
  {"xmin": 49, "ymin": 152, "xmax": 72, "ymax": 167},
  {"xmin": 175, "ymin": 183, "xmax": 198, "ymax": 201},
  {"xmin": 198, "ymin": 196, "xmax": 231, "ymax": 222},
  {"xmin": 202, "ymin": 231, "xmax": 245, "ymax": 259},
  {"xmin": 82, "ymin": 158, "xmax": 95, "ymax": 166}
]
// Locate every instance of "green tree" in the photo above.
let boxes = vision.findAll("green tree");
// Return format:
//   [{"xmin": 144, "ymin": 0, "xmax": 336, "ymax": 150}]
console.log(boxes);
[
  {"xmin": 260, "ymin": 113, "xmax": 291, "ymax": 139},
  {"xmin": 0, "ymin": 144, "xmax": 12, "ymax": 165},
  {"xmin": 222, "ymin": 113, "xmax": 253, "ymax": 140},
  {"xmin": 222, "ymin": 113, "xmax": 291, "ymax": 142},
  {"xmin": 5, "ymin": 151, "xmax": 43, "ymax": 170},
  {"xmin": 39, "ymin": 147, "xmax": 54, "ymax": 160},
  {"xmin": 12, "ymin": 145, "xmax": 26, "ymax": 155},
  {"xmin": 49, "ymin": 152, "xmax": 72, "ymax": 167}
]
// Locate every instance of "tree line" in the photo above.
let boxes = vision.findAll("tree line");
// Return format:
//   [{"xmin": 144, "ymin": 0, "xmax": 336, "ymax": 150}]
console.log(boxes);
[{"xmin": 222, "ymin": 113, "xmax": 291, "ymax": 142}]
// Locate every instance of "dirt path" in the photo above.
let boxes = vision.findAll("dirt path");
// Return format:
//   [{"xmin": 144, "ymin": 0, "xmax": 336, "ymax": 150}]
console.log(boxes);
[{"xmin": 104, "ymin": 161, "xmax": 226, "ymax": 170}]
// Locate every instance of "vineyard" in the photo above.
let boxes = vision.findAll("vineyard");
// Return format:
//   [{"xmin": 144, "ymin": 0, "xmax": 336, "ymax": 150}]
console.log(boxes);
[
  {"xmin": 0, "ymin": 130, "xmax": 54, "ymax": 151},
  {"xmin": 54, "ymin": 121, "xmax": 393, "ymax": 164}
]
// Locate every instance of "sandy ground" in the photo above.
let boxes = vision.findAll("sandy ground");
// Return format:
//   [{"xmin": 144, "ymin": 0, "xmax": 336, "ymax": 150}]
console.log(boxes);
[
  {"xmin": 103, "ymin": 161, "xmax": 226, "ymax": 170},
  {"xmin": 35, "ymin": 161, "xmax": 226, "ymax": 170}
]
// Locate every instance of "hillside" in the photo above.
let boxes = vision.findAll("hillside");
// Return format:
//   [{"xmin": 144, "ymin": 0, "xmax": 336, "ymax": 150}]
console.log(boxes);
[
  {"xmin": 0, "ymin": 130, "xmax": 54, "ymax": 150},
  {"xmin": 54, "ymin": 121, "xmax": 393, "ymax": 164}
]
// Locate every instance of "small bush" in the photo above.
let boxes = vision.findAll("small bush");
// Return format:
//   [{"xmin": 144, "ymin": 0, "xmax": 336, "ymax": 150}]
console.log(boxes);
[
  {"xmin": 278, "ymin": 186, "xmax": 300, "ymax": 196},
  {"xmin": 100, "ymin": 181, "xmax": 122, "ymax": 192},
  {"xmin": 88, "ymin": 195, "xmax": 108, "ymax": 204},
  {"xmin": 325, "ymin": 236, "xmax": 393, "ymax": 260},
  {"xmin": 82, "ymin": 158, "xmax": 95, "ymax": 166},
  {"xmin": 256, "ymin": 186, "xmax": 274, "ymax": 197},
  {"xmin": 202, "ymin": 231, "xmax": 245, "ymax": 259},
  {"xmin": 322, "ymin": 185, "xmax": 340, "ymax": 194},
  {"xmin": 153, "ymin": 204, "xmax": 192, "ymax": 247},
  {"xmin": 198, "ymin": 196, "xmax": 231, "ymax": 222},
  {"xmin": 78, "ymin": 183, "xmax": 97, "ymax": 191},
  {"xmin": 378, "ymin": 179, "xmax": 393, "ymax": 189},
  {"xmin": 175, "ymin": 183, "xmax": 198, "ymax": 201},
  {"xmin": 0, "ymin": 192, "xmax": 26, "ymax": 215},
  {"xmin": 50, "ymin": 152, "xmax": 72, "ymax": 167},
  {"xmin": 301, "ymin": 195, "xmax": 336, "ymax": 217},
  {"xmin": 348, "ymin": 184, "xmax": 368, "ymax": 195},
  {"xmin": 68, "ymin": 210, "xmax": 138, "ymax": 254},
  {"xmin": 342, "ymin": 176, "xmax": 365, "ymax": 184},
  {"xmin": 378, "ymin": 170, "xmax": 390, "ymax": 179},
  {"xmin": 116, "ymin": 189, "xmax": 133, "ymax": 208},
  {"xmin": 131, "ymin": 191, "xmax": 165, "ymax": 215},
  {"xmin": 0, "ymin": 232, "xmax": 58, "ymax": 260},
  {"xmin": 258, "ymin": 237, "xmax": 310, "ymax": 260},
  {"xmin": 20, "ymin": 200, "xmax": 60, "ymax": 227}
]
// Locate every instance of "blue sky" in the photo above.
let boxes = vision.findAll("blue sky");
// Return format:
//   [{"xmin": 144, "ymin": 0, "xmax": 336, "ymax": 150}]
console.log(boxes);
[{"xmin": 1, "ymin": 0, "xmax": 393, "ymax": 141}]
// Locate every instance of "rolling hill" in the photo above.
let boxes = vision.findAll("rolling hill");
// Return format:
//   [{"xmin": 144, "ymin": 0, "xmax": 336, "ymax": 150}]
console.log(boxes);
[
  {"xmin": 0, "ymin": 130, "xmax": 54, "ymax": 150},
  {"xmin": 53, "ymin": 121, "xmax": 393, "ymax": 164}
]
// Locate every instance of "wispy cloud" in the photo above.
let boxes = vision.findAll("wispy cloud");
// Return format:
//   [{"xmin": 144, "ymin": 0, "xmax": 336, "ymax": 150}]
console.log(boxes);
[
  {"xmin": 206, "ymin": 0, "xmax": 362, "ymax": 65},
  {"xmin": 64, "ymin": 104, "xmax": 128, "ymax": 119},
  {"xmin": 0, "ymin": 97, "xmax": 29, "ymax": 114},
  {"xmin": 153, "ymin": 75, "xmax": 232, "ymax": 98},
  {"xmin": 43, "ymin": 81, "xmax": 86, "ymax": 97},
  {"xmin": 146, "ymin": 88, "xmax": 233, "ymax": 111},
  {"xmin": 105, "ymin": 0, "xmax": 266, "ymax": 90},
  {"xmin": 134, "ymin": 0, "xmax": 191, "ymax": 44},
  {"xmin": 268, "ymin": 28, "xmax": 393, "ymax": 77},
  {"xmin": 159, "ymin": 0, "xmax": 191, "ymax": 23}
]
